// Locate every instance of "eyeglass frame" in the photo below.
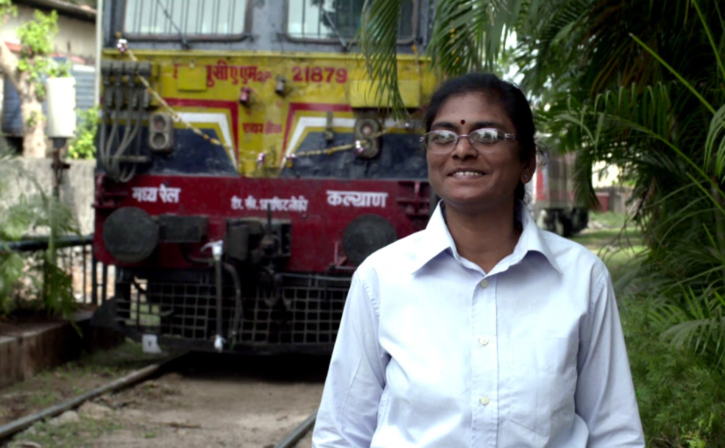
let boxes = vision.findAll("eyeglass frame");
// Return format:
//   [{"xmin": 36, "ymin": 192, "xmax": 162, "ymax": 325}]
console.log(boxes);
[{"xmin": 420, "ymin": 128, "xmax": 518, "ymax": 154}]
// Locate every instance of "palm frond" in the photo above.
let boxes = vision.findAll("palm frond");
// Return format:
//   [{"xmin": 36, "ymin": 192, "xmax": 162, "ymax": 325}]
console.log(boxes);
[
  {"xmin": 629, "ymin": 33, "xmax": 717, "ymax": 116},
  {"xmin": 691, "ymin": 0, "xmax": 725, "ymax": 86},
  {"xmin": 653, "ymin": 288, "xmax": 725, "ymax": 367},
  {"xmin": 358, "ymin": 0, "xmax": 407, "ymax": 120},
  {"xmin": 705, "ymin": 103, "xmax": 725, "ymax": 180},
  {"xmin": 427, "ymin": 0, "xmax": 523, "ymax": 75}
]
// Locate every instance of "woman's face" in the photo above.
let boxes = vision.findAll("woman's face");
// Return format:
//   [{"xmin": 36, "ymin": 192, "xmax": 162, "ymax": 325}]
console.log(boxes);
[{"xmin": 426, "ymin": 92, "xmax": 532, "ymax": 215}]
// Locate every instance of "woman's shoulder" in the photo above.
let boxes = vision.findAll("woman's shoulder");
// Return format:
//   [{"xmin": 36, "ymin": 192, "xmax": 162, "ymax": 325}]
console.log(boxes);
[
  {"xmin": 539, "ymin": 229, "xmax": 610, "ymax": 279},
  {"xmin": 355, "ymin": 229, "xmax": 427, "ymax": 278}
]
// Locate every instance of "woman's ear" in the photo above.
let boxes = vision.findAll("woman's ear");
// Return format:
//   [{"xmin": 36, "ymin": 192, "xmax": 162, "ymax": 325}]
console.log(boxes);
[{"xmin": 521, "ymin": 155, "xmax": 536, "ymax": 184}]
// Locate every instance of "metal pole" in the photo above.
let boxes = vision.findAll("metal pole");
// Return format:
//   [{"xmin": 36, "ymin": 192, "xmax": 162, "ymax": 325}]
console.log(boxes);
[
  {"xmin": 102, "ymin": 263, "xmax": 108, "ymax": 303},
  {"xmin": 94, "ymin": 0, "xmax": 103, "ymax": 106},
  {"xmin": 82, "ymin": 243, "xmax": 87, "ymax": 304},
  {"xmin": 91, "ymin": 254, "xmax": 98, "ymax": 306}
]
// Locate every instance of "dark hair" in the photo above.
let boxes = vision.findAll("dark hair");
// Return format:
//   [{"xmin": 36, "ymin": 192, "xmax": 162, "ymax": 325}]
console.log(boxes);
[{"xmin": 424, "ymin": 73, "xmax": 536, "ymax": 203}]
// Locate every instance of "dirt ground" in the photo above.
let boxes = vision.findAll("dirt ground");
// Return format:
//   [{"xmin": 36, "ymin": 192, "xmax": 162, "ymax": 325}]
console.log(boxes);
[
  {"xmin": 0, "ymin": 340, "xmax": 167, "ymax": 427},
  {"xmin": 2, "ymin": 348, "xmax": 328, "ymax": 448}
]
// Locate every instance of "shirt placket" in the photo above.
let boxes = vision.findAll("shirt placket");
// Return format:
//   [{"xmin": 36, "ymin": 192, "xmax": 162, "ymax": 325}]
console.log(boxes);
[{"xmin": 471, "ymin": 275, "xmax": 499, "ymax": 448}]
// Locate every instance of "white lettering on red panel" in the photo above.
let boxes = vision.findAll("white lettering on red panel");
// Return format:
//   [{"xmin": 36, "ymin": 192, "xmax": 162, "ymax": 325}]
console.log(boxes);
[
  {"xmin": 132, "ymin": 185, "xmax": 181, "ymax": 203},
  {"xmin": 231, "ymin": 195, "xmax": 309, "ymax": 213},
  {"xmin": 326, "ymin": 190, "xmax": 388, "ymax": 208}
]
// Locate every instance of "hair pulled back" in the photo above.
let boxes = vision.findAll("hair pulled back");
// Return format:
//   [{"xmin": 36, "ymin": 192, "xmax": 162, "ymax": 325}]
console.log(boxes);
[{"xmin": 424, "ymin": 73, "xmax": 536, "ymax": 203}]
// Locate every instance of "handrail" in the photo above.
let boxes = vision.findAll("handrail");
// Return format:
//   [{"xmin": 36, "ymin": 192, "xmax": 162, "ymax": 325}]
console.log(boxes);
[{"xmin": 0, "ymin": 235, "xmax": 93, "ymax": 253}]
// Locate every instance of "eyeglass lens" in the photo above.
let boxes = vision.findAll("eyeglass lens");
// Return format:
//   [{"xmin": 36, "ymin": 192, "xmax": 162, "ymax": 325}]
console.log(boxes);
[{"xmin": 423, "ymin": 129, "xmax": 510, "ymax": 154}]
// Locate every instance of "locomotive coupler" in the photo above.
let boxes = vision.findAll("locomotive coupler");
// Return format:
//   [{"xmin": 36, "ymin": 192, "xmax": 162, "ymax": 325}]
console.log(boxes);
[{"xmin": 202, "ymin": 240, "xmax": 225, "ymax": 353}]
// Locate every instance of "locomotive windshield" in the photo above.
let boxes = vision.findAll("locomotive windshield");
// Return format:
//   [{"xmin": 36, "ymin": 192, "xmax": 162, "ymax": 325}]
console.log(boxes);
[
  {"xmin": 123, "ymin": 0, "xmax": 248, "ymax": 37},
  {"xmin": 287, "ymin": 0, "xmax": 415, "ymax": 41}
]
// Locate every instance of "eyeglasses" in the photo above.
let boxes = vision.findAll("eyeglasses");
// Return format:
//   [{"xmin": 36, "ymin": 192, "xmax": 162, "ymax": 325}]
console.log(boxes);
[{"xmin": 421, "ymin": 128, "xmax": 517, "ymax": 155}]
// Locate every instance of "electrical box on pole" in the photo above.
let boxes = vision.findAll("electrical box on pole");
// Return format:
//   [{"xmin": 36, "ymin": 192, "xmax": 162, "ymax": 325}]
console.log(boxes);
[{"xmin": 46, "ymin": 77, "xmax": 77, "ymax": 139}]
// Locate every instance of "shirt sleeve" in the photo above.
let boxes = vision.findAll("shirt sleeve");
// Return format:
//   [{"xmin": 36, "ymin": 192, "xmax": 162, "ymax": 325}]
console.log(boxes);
[
  {"xmin": 312, "ymin": 272, "xmax": 388, "ymax": 448},
  {"xmin": 575, "ymin": 271, "xmax": 645, "ymax": 448}
]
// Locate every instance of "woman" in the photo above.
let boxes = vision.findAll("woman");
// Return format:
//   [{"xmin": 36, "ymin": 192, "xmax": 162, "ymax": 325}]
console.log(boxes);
[{"xmin": 312, "ymin": 73, "xmax": 644, "ymax": 448}]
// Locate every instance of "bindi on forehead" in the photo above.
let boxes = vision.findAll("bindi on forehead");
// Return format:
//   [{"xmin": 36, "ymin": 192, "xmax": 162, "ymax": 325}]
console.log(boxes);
[{"xmin": 460, "ymin": 119, "xmax": 466, "ymax": 125}]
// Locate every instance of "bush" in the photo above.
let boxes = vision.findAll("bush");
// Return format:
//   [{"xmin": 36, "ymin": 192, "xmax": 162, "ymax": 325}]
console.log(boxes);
[
  {"xmin": 68, "ymin": 107, "xmax": 98, "ymax": 159},
  {"xmin": 621, "ymin": 297, "xmax": 725, "ymax": 447},
  {"xmin": 0, "ymin": 148, "xmax": 79, "ymax": 317}
]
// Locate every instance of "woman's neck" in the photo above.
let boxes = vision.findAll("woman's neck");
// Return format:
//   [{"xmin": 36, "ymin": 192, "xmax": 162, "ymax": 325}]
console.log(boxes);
[{"xmin": 444, "ymin": 202, "xmax": 522, "ymax": 273}]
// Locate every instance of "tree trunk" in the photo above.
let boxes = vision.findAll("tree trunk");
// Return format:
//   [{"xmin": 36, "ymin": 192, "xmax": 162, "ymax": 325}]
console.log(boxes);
[
  {"xmin": 18, "ymin": 74, "xmax": 46, "ymax": 158},
  {"xmin": 0, "ymin": 41, "xmax": 46, "ymax": 158}
]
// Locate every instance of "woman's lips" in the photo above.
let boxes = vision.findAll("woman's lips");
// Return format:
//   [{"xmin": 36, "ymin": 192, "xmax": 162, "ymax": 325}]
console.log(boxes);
[{"xmin": 449, "ymin": 170, "xmax": 486, "ymax": 178}]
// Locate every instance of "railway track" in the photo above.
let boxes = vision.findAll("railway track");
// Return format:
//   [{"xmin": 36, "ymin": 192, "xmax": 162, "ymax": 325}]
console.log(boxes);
[{"xmin": 0, "ymin": 351, "xmax": 326, "ymax": 448}]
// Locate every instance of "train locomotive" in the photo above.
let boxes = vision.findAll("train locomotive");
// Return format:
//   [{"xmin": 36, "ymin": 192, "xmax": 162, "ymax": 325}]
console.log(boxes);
[{"xmin": 92, "ymin": 0, "xmax": 437, "ymax": 354}]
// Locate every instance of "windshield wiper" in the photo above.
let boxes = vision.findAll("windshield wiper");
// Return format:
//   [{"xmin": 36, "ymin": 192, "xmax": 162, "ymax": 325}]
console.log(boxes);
[
  {"xmin": 320, "ymin": 7, "xmax": 348, "ymax": 51},
  {"xmin": 155, "ymin": 0, "xmax": 190, "ymax": 50}
]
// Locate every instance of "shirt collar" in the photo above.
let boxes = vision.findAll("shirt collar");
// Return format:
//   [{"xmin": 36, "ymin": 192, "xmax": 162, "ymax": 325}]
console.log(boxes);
[{"xmin": 410, "ymin": 201, "xmax": 563, "ymax": 275}]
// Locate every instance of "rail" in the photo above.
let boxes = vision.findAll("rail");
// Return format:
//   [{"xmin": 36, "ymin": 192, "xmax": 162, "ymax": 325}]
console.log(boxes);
[
  {"xmin": 0, "ymin": 352, "xmax": 318, "ymax": 445},
  {"xmin": 0, "ymin": 234, "xmax": 112, "ymax": 306}
]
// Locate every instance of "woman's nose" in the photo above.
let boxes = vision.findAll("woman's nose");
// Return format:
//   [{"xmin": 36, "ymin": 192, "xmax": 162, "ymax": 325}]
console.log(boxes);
[{"xmin": 452, "ymin": 135, "xmax": 478, "ymax": 159}]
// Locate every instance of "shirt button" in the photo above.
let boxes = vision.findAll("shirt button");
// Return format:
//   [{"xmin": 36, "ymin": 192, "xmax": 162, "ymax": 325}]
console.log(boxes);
[
  {"xmin": 480, "ymin": 279, "xmax": 488, "ymax": 288},
  {"xmin": 479, "ymin": 396, "xmax": 490, "ymax": 406},
  {"xmin": 478, "ymin": 337, "xmax": 489, "ymax": 346}
]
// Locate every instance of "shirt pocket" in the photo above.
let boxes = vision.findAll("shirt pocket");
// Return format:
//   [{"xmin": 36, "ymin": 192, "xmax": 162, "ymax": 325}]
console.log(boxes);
[{"xmin": 508, "ymin": 337, "xmax": 577, "ymax": 437}]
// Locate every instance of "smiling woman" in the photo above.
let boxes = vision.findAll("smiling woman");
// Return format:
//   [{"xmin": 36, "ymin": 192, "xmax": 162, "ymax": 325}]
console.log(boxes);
[{"xmin": 312, "ymin": 73, "xmax": 645, "ymax": 448}]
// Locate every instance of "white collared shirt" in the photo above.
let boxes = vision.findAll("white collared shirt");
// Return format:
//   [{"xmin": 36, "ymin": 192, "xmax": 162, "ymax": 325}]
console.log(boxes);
[{"xmin": 312, "ymin": 202, "xmax": 644, "ymax": 448}]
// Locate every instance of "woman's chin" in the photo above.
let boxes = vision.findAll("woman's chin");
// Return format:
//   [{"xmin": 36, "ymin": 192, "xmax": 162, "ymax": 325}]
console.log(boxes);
[{"xmin": 441, "ymin": 192, "xmax": 511, "ymax": 214}]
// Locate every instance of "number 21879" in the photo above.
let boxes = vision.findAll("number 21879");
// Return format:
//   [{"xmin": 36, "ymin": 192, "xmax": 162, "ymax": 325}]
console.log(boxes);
[{"xmin": 292, "ymin": 66, "xmax": 348, "ymax": 84}]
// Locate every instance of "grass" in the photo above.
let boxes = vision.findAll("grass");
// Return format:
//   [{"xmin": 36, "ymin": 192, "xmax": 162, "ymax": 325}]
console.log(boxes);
[
  {"xmin": 572, "ymin": 212, "xmax": 645, "ymax": 283},
  {"xmin": 9, "ymin": 415, "xmax": 122, "ymax": 448}
]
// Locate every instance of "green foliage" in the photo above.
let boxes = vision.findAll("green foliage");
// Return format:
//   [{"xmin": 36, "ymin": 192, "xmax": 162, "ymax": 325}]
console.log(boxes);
[
  {"xmin": 7, "ymin": 7, "xmax": 65, "ymax": 108},
  {"xmin": 622, "ymin": 297, "xmax": 725, "ymax": 447},
  {"xmin": 17, "ymin": 9, "xmax": 60, "ymax": 101},
  {"xmin": 17, "ymin": 9, "xmax": 59, "ymax": 56},
  {"xmin": 9, "ymin": 415, "xmax": 121, "ymax": 448},
  {"xmin": 0, "ymin": 148, "xmax": 80, "ymax": 317},
  {"xmin": 358, "ymin": 0, "xmax": 524, "ymax": 118},
  {"xmin": 68, "ymin": 107, "xmax": 99, "ymax": 159},
  {"xmin": 25, "ymin": 110, "xmax": 40, "ymax": 128},
  {"xmin": 0, "ymin": 0, "xmax": 17, "ymax": 19},
  {"xmin": 0, "ymin": 252, "xmax": 23, "ymax": 314},
  {"xmin": 46, "ymin": 59, "xmax": 72, "ymax": 78},
  {"xmin": 358, "ymin": 0, "xmax": 407, "ymax": 119},
  {"xmin": 532, "ymin": 0, "xmax": 725, "ymax": 381}
]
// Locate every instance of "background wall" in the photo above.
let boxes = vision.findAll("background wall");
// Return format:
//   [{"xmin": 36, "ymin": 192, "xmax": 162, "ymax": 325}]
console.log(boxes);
[
  {"xmin": 2, "ymin": 159, "xmax": 96, "ymax": 236},
  {"xmin": 0, "ymin": 4, "xmax": 96, "ymax": 61}
]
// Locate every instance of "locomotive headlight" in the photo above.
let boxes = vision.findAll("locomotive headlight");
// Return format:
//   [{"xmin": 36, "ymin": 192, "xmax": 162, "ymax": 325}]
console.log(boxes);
[
  {"xmin": 353, "ymin": 118, "xmax": 381, "ymax": 159},
  {"xmin": 148, "ymin": 112, "xmax": 174, "ymax": 152},
  {"xmin": 342, "ymin": 214, "xmax": 397, "ymax": 266}
]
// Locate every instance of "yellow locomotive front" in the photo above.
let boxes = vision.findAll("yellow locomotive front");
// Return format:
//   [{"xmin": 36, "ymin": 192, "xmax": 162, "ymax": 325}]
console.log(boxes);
[
  {"xmin": 101, "ymin": 0, "xmax": 436, "ymax": 178},
  {"xmin": 93, "ymin": 0, "xmax": 438, "ymax": 353}
]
